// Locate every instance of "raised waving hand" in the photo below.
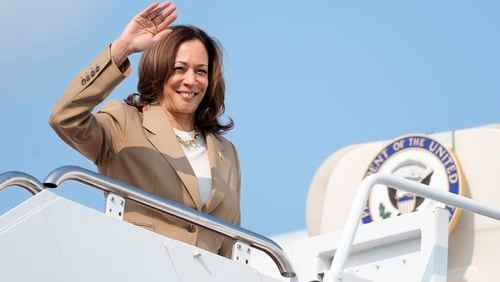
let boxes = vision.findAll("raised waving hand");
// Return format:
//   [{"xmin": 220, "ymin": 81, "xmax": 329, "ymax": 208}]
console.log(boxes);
[{"xmin": 111, "ymin": 2, "xmax": 177, "ymax": 65}]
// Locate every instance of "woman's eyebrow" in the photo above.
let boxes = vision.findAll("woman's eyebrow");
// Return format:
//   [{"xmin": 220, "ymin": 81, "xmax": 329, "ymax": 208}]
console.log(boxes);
[{"xmin": 175, "ymin": 61, "xmax": 207, "ymax": 67}]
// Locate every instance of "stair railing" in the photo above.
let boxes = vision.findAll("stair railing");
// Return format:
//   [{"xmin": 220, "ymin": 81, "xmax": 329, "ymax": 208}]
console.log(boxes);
[{"xmin": 43, "ymin": 165, "xmax": 296, "ymax": 278}]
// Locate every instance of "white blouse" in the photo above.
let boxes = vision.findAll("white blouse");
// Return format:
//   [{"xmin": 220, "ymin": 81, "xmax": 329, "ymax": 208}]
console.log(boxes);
[{"xmin": 173, "ymin": 128, "xmax": 212, "ymax": 206}]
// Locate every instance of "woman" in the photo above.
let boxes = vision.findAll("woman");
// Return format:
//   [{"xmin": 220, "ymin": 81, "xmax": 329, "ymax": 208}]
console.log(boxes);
[{"xmin": 49, "ymin": 2, "xmax": 241, "ymax": 258}]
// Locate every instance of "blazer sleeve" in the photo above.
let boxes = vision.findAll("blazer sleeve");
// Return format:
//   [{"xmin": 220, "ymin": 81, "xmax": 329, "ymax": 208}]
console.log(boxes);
[
  {"xmin": 49, "ymin": 46, "xmax": 131, "ymax": 165},
  {"xmin": 218, "ymin": 142, "xmax": 242, "ymax": 258}
]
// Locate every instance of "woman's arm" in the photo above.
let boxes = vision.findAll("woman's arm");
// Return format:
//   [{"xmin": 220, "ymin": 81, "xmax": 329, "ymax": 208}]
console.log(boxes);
[
  {"xmin": 49, "ymin": 2, "xmax": 177, "ymax": 164},
  {"xmin": 49, "ymin": 47, "xmax": 130, "ymax": 164},
  {"xmin": 218, "ymin": 143, "xmax": 242, "ymax": 258}
]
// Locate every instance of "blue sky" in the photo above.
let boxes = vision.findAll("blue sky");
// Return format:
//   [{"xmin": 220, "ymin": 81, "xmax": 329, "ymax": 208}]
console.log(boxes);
[{"xmin": 1, "ymin": 0, "xmax": 499, "ymax": 236}]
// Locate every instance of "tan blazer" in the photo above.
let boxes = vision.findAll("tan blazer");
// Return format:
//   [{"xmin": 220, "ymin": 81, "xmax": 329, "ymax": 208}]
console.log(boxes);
[{"xmin": 49, "ymin": 47, "xmax": 241, "ymax": 257}]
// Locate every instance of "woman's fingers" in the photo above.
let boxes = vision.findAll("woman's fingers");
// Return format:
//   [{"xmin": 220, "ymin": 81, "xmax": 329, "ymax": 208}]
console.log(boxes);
[
  {"xmin": 156, "ymin": 6, "xmax": 177, "ymax": 31},
  {"xmin": 138, "ymin": 2, "xmax": 160, "ymax": 18},
  {"xmin": 157, "ymin": 10, "xmax": 177, "ymax": 32},
  {"xmin": 153, "ymin": 2, "xmax": 176, "ymax": 22},
  {"xmin": 147, "ymin": 1, "xmax": 172, "ymax": 21}
]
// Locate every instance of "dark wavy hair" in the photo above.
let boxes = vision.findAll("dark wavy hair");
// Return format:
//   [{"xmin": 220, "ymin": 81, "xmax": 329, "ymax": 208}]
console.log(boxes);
[{"xmin": 125, "ymin": 25, "xmax": 233, "ymax": 135}]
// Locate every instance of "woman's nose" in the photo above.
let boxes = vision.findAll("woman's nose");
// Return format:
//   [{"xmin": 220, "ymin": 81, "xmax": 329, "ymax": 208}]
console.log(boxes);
[{"xmin": 183, "ymin": 69, "xmax": 197, "ymax": 86}]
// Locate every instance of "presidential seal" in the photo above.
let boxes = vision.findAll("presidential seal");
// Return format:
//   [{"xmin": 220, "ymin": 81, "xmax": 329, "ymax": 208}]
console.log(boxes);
[{"xmin": 361, "ymin": 135, "xmax": 464, "ymax": 231}]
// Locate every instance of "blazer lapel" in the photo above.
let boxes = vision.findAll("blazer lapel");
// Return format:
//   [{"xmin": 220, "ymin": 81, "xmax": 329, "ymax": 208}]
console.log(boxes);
[
  {"xmin": 204, "ymin": 133, "xmax": 232, "ymax": 214},
  {"xmin": 142, "ymin": 104, "xmax": 202, "ymax": 210}
]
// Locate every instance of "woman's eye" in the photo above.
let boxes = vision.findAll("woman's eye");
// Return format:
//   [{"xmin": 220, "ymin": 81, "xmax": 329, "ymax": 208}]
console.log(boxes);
[
  {"xmin": 197, "ymin": 69, "xmax": 208, "ymax": 75},
  {"xmin": 174, "ymin": 66, "xmax": 185, "ymax": 72}
]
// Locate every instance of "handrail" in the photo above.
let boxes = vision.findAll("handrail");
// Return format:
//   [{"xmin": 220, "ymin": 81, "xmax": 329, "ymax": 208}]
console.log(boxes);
[
  {"xmin": 0, "ymin": 171, "xmax": 44, "ymax": 195},
  {"xmin": 43, "ymin": 165, "xmax": 296, "ymax": 278},
  {"xmin": 327, "ymin": 173, "xmax": 500, "ymax": 281}
]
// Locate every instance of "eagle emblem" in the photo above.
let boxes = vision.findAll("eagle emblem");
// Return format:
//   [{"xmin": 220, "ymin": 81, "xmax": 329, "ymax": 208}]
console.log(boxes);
[{"xmin": 361, "ymin": 135, "xmax": 463, "ymax": 231}]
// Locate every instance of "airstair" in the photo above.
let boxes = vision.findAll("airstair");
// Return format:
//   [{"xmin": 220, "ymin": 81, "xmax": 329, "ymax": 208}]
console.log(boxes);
[{"xmin": 2, "ymin": 165, "xmax": 499, "ymax": 281}]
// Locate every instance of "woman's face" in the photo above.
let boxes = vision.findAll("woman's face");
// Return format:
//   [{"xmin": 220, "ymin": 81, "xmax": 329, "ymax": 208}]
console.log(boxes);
[{"xmin": 162, "ymin": 39, "xmax": 209, "ymax": 121}]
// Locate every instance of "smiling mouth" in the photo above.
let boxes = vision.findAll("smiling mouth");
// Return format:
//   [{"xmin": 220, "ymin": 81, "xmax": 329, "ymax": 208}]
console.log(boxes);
[{"xmin": 177, "ymin": 91, "xmax": 197, "ymax": 97}]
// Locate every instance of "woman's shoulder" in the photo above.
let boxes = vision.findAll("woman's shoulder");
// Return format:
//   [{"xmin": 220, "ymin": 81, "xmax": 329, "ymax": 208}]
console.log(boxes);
[
  {"xmin": 97, "ymin": 99, "xmax": 142, "ymax": 124},
  {"xmin": 98, "ymin": 100, "xmax": 140, "ymax": 115},
  {"xmin": 212, "ymin": 134, "xmax": 238, "ymax": 154}
]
